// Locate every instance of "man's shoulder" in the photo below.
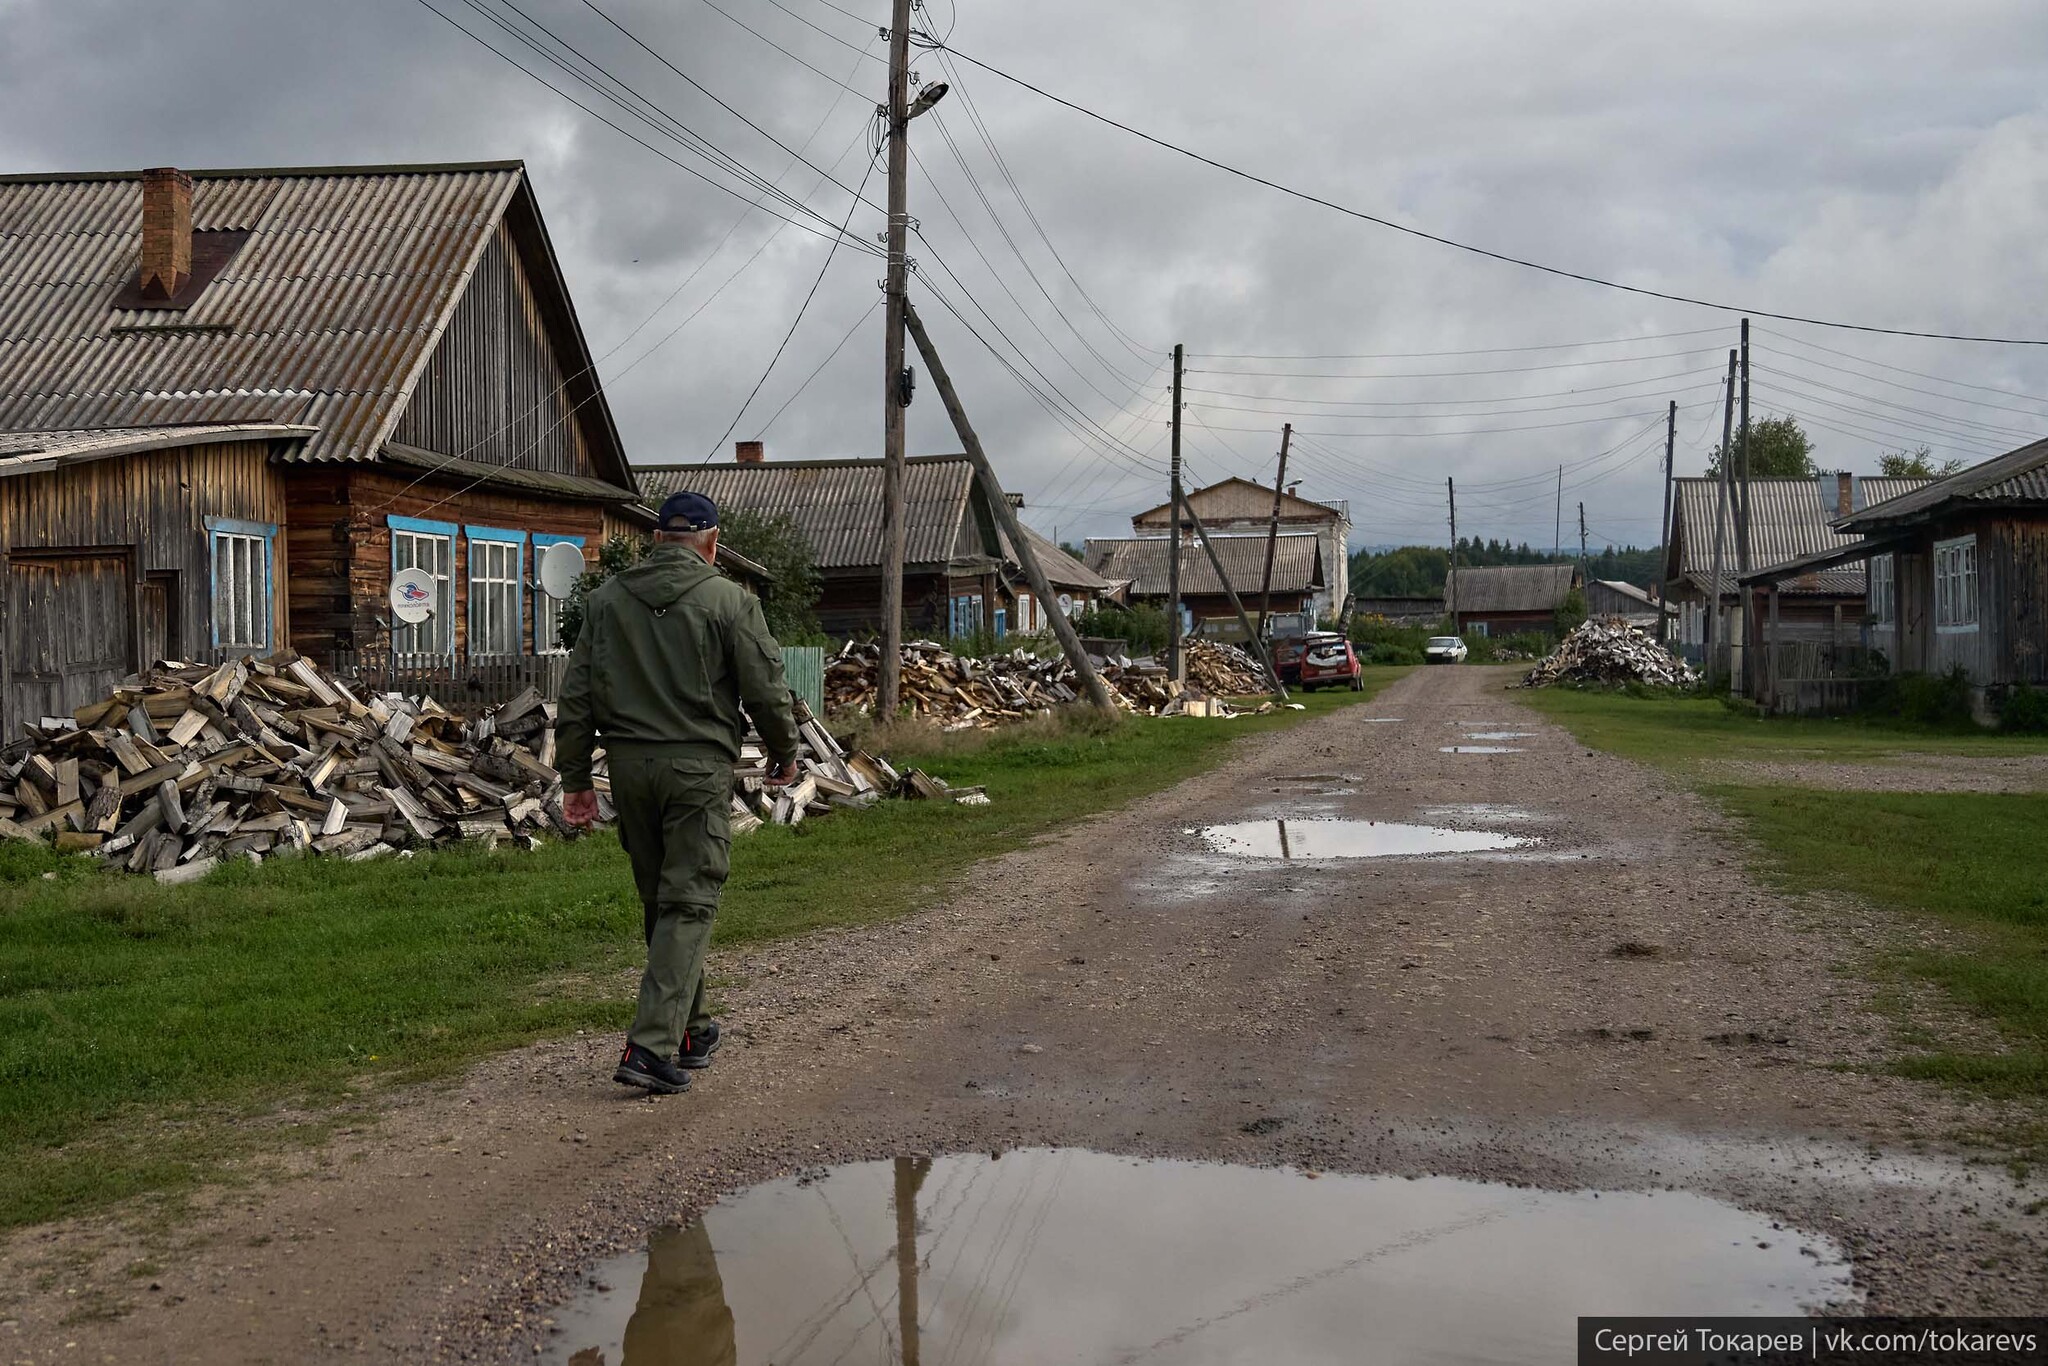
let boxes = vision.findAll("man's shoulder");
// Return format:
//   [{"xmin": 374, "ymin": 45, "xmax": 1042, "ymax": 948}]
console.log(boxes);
[{"xmin": 696, "ymin": 574, "xmax": 759, "ymax": 616}]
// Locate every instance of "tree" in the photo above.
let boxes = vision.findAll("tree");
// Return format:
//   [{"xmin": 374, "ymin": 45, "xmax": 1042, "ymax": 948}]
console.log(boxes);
[
  {"xmin": 558, "ymin": 532, "xmax": 648, "ymax": 651},
  {"xmin": 1878, "ymin": 445, "xmax": 1963, "ymax": 478},
  {"xmin": 1553, "ymin": 585, "xmax": 1588, "ymax": 634},
  {"xmin": 716, "ymin": 507, "xmax": 823, "ymax": 643},
  {"xmin": 1708, "ymin": 415, "xmax": 1816, "ymax": 478}
]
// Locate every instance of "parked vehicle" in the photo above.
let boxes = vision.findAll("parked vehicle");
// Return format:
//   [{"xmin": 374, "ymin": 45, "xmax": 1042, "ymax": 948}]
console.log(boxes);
[
  {"xmin": 1424, "ymin": 635, "xmax": 1469, "ymax": 665},
  {"xmin": 1298, "ymin": 632, "xmax": 1364, "ymax": 691},
  {"xmin": 1266, "ymin": 613, "xmax": 1312, "ymax": 685}
]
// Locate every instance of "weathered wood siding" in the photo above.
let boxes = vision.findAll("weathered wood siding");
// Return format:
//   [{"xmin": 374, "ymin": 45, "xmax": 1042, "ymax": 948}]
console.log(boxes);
[
  {"xmin": 1979, "ymin": 515, "xmax": 2048, "ymax": 686},
  {"xmin": 389, "ymin": 222, "xmax": 599, "ymax": 481},
  {"xmin": 0, "ymin": 440, "xmax": 286, "ymax": 732},
  {"xmin": 294, "ymin": 467, "xmax": 607, "ymax": 659}
]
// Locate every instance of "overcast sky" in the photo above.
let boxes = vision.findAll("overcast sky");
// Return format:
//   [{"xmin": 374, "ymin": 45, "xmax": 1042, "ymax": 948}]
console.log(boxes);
[{"xmin": 6, "ymin": 0, "xmax": 2048, "ymax": 551}]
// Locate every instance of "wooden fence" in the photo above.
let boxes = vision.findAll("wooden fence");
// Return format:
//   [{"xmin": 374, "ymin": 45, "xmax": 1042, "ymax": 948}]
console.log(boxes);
[{"xmin": 329, "ymin": 651, "xmax": 569, "ymax": 708}]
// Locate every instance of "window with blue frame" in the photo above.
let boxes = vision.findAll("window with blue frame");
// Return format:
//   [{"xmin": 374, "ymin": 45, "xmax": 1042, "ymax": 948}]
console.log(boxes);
[
  {"xmin": 531, "ymin": 533, "xmax": 585, "ymax": 653},
  {"xmin": 389, "ymin": 516, "xmax": 457, "ymax": 654},
  {"xmin": 466, "ymin": 525, "xmax": 525, "ymax": 655},
  {"xmin": 207, "ymin": 516, "xmax": 277, "ymax": 651},
  {"xmin": 949, "ymin": 593, "xmax": 983, "ymax": 638}
]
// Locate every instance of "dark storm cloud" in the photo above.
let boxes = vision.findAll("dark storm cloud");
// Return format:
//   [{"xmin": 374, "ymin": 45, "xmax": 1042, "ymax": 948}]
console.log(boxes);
[{"xmin": 6, "ymin": 0, "xmax": 2048, "ymax": 550}]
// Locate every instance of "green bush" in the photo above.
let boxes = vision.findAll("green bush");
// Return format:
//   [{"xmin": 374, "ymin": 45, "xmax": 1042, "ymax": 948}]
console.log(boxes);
[
  {"xmin": 1075, "ymin": 602, "xmax": 1171, "ymax": 657},
  {"xmin": 1859, "ymin": 666, "xmax": 1977, "ymax": 729},
  {"xmin": 1999, "ymin": 682, "xmax": 2048, "ymax": 734},
  {"xmin": 1553, "ymin": 586, "xmax": 1588, "ymax": 634}
]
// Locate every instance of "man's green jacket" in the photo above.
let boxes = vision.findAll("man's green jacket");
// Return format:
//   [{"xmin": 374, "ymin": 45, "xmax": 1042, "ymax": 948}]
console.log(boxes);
[{"xmin": 556, "ymin": 543, "xmax": 801, "ymax": 790}]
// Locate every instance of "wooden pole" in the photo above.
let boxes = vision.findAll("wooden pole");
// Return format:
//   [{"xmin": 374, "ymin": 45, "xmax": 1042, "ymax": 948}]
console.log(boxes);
[
  {"xmin": 1181, "ymin": 502, "xmax": 1288, "ymax": 699},
  {"xmin": 876, "ymin": 0, "xmax": 913, "ymax": 718},
  {"xmin": 894, "ymin": 1157, "xmax": 930, "ymax": 1366},
  {"xmin": 1707, "ymin": 353, "xmax": 1737, "ymax": 686},
  {"xmin": 1658, "ymin": 400, "xmax": 1677, "ymax": 645},
  {"xmin": 1737, "ymin": 317, "xmax": 1754, "ymax": 696},
  {"xmin": 1446, "ymin": 477, "xmax": 1457, "ymax": 629},
  {"xmin": 1577, "ymin": 501, "xmax": 1587, "ymax": 580},
  {"xmin": 1257, "ymin": 423, "xmax": 1292, "ymax": 632},
  {"xmin": 903, "ymin": 302, "xmax": 1121, "ymax": 714},
  {"xmin": 1167, "ymin": 343, "xmax": 1185, "ymax": 681}
]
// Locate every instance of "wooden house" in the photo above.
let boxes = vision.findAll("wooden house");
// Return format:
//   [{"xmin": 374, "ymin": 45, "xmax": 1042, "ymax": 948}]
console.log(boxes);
[
  {"xmin": 0, "ymin": 162, "xmax": 650, "ymax": 732},
  {"xmin": 1447, "ymin": 564, "xmax": 1578, "ymax": 637},
  {"xmin": 639, "ymin": 445, "xmax": 1013, "ymax": 639},
  {"xmin": 1082, "ymin": 533, "xmax": 1326, "ymax": 626},
  {"xmin": 1779, "ymin": 438, "xmax": 2048, "ymax": 699},
  {"xmin": 1129, "ymin": 478, "xmax": 1351, "ymax": 618}
]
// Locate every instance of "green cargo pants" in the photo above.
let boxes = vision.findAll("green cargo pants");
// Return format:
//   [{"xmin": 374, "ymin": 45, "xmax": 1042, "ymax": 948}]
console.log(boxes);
[{"xmin": 608, "ymin": 749, "xmax": 733, "ymax": 1058}]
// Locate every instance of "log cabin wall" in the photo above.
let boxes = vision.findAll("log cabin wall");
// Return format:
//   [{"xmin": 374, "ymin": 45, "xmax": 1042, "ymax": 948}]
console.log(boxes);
[
  {"xmin": 289, "ymin": 467, "xmax": 606, "ymax": 659},
  {"xmin": 389, "ymin": 222, "xmax": 600, "ymax": 482},
  {"xmin": 0, "ymin": 439, "xmax": 287, "ymax": 733}
]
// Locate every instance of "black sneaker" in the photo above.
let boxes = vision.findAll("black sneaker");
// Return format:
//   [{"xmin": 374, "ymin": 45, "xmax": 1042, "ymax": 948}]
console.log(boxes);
[
  {"xmin": 614, "ymin": 1042, "xmax": 690, "ymax": 1094},
  {"xmin": 676, "ymin": 1020, "xmax": 723, "ymax": 1071}
]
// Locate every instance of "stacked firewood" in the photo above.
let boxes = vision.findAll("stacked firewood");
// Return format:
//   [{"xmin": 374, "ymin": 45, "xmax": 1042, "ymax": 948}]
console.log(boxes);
[
  {"xmin": 0, "ymin": 653, "xmax": 916, "ymax": 878},
  {"xmin": 823, "ymin": 638, "xmax": 1272, "ymax": 728},
  {"xmin": 1521, "ymin": 619, "xmax": 1699, "ymax": 689}
]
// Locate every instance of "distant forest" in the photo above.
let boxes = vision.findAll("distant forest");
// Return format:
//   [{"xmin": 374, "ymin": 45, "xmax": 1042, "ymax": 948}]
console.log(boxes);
[{"xmin": 1349, "ymin": 539, "xmax": 1663, "ymax": 597}]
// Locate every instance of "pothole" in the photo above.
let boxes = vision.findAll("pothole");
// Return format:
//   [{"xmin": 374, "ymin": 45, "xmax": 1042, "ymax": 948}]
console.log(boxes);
[
  {"xmin": 543, "ymin": 1150, "xmax": 1853, "ymax": 1365},
  {"xmin": 1198, "ymin": 819, "xmax": 1531, "ymax": 860}
]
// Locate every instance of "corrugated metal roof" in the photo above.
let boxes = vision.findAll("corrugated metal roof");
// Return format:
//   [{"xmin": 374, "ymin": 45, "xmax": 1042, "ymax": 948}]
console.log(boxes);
[
  {"xmin": 1670, "ymin": 474, "xmax": 1932, "ymax": 597},
  {"xmin": 0, "ymin": 164, "xmax": 522, "ymax": 464},
  {"xmin": 1083, "ymin": 534, "xmax": 1322, "ymax": 597},
  {"xmin": 382, "ymin": 441, "xmax": 639, "ymax": 503},
  {"xmin": 0, "ymin": 421, "xmax": 314, "ymax": 478},
  {"xmin": 637, "ymin": 456, "xmax": 991, "ymax": 570},
  {"xmin": 1006, "ymin": 522, "xmax": 1109, "ymax": 591},
  {"xmin": 1449, "ymin": 564, "xmax": 1576, "ymax": 614},
  {"xmin": 1841, "ymin": 437, "xmax": 2048, "ymax": 528},
  {"xmin": 1131, "ymin": 476, "xmax": 1344, "ymax": 527}
]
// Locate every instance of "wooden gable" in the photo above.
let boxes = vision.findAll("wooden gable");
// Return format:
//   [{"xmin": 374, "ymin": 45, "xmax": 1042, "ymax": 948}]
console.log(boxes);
[{"xmin": 1132, "ymin": 477, "xmax": 1341, "ymax": 527}]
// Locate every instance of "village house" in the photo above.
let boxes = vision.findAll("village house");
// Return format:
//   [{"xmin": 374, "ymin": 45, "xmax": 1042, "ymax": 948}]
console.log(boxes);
[
  {"xmin": 1083, "ymin": 532, "xmax": 1326, "ymax": 627},
  {"xmin": 1662, "ymin": 471, "xmax": 1930, "ymax": 670},
  {"xmin": 1585, "ymin": 578, "xmax": 1664, "ymax": 630},
  {"xmin": 0, "ymin": 161, "xmax": 654, "ymax": 732},
  {"xmin": 1128, "ymin": 478, "xmax": 1352, "ymax": 620},
  {"xmin": 1736, "ymin": 439, "xmax": 2048, "ymax": 710},
  {"xmin": 639, "ymin": 444, "xmax": 1102, "ymax": 640},
  {"xmin": 1446, "ymin": 564, "xmax": 1579, "ymax": 638}
]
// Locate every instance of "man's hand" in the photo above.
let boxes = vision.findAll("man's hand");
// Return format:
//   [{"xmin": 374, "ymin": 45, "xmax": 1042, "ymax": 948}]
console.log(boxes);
[
  {"xmin": 562, "ymin": 788, "xmax": 600, "ymax": 828},
  {"xmin": 765, "ymin": 759, "xmax": 799, "ymax": 788}
]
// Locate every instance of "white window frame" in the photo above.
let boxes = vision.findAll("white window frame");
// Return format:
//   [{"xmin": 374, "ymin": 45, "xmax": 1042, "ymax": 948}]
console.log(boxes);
[
  {"xmin": 1934, "ymin": 534, "xmax": 1977, "ymax": 633},
  {"xmin": 1869, "ymin": 553, "xmax": 1895, "ymax": 627},
  {"xmin": 466, "ymin": 526, "xmax": 525, "ymax": 656},
  {"xmin": 531, "ymin": 533, "xmax": 584, "ymax": 654},
  {"xmin": 206, "ymin": 516, "xmax": 276, "ymax": 651},
  {"xmin": 389, "ymin": 516, "xmax": 456, "ymax": 655}
]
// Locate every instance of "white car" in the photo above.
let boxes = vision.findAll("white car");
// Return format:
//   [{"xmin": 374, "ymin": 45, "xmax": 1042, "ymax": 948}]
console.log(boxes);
[{"xmin": 1423, "ymin": 635, "xmax": 1469, "ymax": 665}]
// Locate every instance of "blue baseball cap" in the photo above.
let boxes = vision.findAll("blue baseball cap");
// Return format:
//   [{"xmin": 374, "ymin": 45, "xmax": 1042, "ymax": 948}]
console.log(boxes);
[{"xmin": 656, "ymin": 490, "xmax": 718, "ymax": 532}]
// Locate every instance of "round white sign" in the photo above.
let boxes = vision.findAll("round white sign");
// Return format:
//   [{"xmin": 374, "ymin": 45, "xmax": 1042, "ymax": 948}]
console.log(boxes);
[
  {"xmin": 537, "ymin": 540, "xmax": 585, "ymax": 600},
  {"xmin": 388, "ymin": 567, "xmax": 437, "ymax": 624}
]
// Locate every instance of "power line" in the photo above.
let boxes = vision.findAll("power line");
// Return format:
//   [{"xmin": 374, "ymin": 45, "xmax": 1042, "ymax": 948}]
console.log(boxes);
[
  {"xmin": 1187, "ymin": 347, "xmax": 1721, "ymax": 380},
  {"xmin": 757, "ymin": 295, "xmax": 882, "ymax": 436},
  {"xmin": 928, "ymin": 41, "xmax": 2048, "ymax": 346},
  {"xmin": 1182, "ymin": 327, "xmax": 1729, "ymax": 360},
  {"xmin": 1760, "ymin": 327, "xmax": 2048, "ymax": 405}
]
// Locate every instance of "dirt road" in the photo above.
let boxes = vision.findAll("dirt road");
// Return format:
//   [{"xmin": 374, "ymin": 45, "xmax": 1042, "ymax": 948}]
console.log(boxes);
[{"xmin": 6, "ymin": 666, "xmax": 2042, "ymax": 1362}]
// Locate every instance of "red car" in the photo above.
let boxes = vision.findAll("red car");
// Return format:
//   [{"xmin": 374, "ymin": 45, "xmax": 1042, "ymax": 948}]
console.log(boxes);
[{"xmin": 1296, "ymin": 632, "xmax": 1363, "ymax": 691}]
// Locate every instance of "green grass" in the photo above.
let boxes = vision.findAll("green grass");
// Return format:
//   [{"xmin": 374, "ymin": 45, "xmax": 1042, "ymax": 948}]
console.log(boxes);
[
  {"xmin": 1521, "ymin": 686, "xmax": 2048, "ymax": 767},
  {"xmin": 1528, "ymin": 687, "xmax": 2048, "ymax": 1100},
  {"xmin": 0, "ymin": 672, "xmax": 1400, "ymax": 1231}
]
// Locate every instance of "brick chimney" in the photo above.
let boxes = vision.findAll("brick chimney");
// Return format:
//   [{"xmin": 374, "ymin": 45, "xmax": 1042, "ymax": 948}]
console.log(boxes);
[
  {"xmin": 138, "ymin": 167, "xmax": 193, "ymax": 301},
  {"xmin": 1836, "ymin": 470, "xmax": 1854, "ymax": 518},
  {"xmin": 735, "ymin": 440, "xmax": 765, "ymax": 464}
]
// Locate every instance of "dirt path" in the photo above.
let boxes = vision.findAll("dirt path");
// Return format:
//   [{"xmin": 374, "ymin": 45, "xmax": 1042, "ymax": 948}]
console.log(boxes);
[{"xmin": 5, "ymin": 667, "xmax": 2043, "ymax": 1363}]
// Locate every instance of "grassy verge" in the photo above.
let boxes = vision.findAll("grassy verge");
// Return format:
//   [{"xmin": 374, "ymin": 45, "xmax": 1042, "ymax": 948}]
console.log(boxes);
[
  {"xmin": 1521, "ymin": 686, "xmax": 2048, "ymax": 768},
  {"xmin": 0, "ymin": 671, "xmax": 1401, "ymax": 1231},
  {"xmin": 1525, "ymin": 687, "xmax": 2048, "ymax": 1100}
]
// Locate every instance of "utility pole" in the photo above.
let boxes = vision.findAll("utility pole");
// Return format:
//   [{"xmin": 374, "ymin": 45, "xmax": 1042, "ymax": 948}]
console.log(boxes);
[
  {"xmin": 1658, "ymin": 399, "xmax": 1677, "ymax": 646},
  {"xmin": 1257, "ymin": 423, "xmax": 1292, "ymax": 630},
  {"xmin": 903, "ymin": 302, "xmax": 1119, "ymax": 713},
  {"xmin": 894, "ymin": 1157, "xmax": 931, "ymax": 1366},
  {"xmin": 1445, "ymin": 476, "xmax": 1457, "ymax": 625},
  {"xmin": 1182, "ymin": 502, "xmax": 1289, "ymax": 699},
  {"xmin": 1553, "ymin": 466, "xmax": 1563, "ymax": 559},
  {"xmin": 1167, "ymin": 343, "xmax": 1185, "ymax": 680},
  {"xmin": 875, "ymin": 0, "xmax": 914, "ymax": 718},
  {"xmin": 1577, "ymin": 501, "xmax": 1587, "ymax": 577},
  {"xmin": 1736, "ymin": 316, "xmax": 1754, "ymax": 696},
  {"xmin": 1706, "ymin": 352, "xmax": 1737, "ymax": 685}
]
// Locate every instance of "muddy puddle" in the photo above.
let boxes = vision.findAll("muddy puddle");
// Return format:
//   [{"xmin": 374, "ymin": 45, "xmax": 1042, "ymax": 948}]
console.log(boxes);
[
  {"xmin": 544, "ymin": 1149, "xmax": 1852, "ymax": 1365},
  {"xmin": 1200, "ymin": 819, "xmax": 1531, "ymax": 859},
  {"xmin": 1462, "ymin": 730, "xmax": 1536, "ymax": 740},
  {"xmin": 1440, "ymin": 744, "xmax": 1526, "ymax": 754}
]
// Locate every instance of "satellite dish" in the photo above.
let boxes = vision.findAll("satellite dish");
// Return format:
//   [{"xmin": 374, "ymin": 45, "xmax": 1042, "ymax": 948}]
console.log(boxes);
[
  {"xmin": 1057, "ymin": 593, "xmax": 1075, "ymax": 616},
  {"xmin": 389, "ymin": 568, "xmax": 437, "ymax": 624},
  {"xmin": 537, "ymin": 541, "xmax": 585, "ymax": 600}
]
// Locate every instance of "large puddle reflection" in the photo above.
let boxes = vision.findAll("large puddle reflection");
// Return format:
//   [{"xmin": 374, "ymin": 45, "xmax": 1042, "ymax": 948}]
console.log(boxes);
[
  {"xmin": 1201, "ymin": 819, "xmax": 1531, "ymax": 860},
  {"xmin": 546, "ymin": 1150, "xmax": 1852, "ymax": 1365}
]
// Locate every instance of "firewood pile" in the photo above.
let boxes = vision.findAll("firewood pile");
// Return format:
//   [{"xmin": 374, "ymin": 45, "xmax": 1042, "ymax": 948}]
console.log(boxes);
[
  {"xmin": 823, "ymin": 639, "xmax": 1272, "ymax": 728},
  {"xmin": 1521, "ymin": 619, "xmax": 1698, "ymax": 689},
  {"xmin": 0, "ymin": 653, "xmax": 918, "ymax": 879}
]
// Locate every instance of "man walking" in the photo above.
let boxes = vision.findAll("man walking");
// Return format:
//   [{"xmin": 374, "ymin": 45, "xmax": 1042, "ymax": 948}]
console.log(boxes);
[{"xmin": 558, "ymin": 491, "xmax": 801, "ymax": 1095}]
